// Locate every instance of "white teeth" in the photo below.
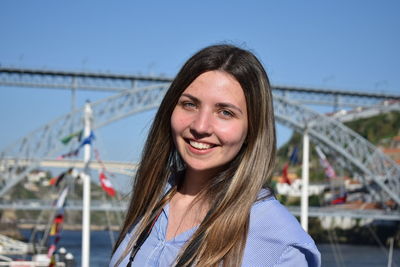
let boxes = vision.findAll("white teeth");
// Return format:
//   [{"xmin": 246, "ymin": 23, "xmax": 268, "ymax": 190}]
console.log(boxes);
[{"xmin": 189, "ymin": 140, "xmax": 212, "ymax": 150}]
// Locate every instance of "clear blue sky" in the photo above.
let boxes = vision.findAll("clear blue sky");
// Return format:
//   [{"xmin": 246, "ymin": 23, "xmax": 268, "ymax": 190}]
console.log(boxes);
[{"xmin": 0, "ymin": 0, "xmax": 399, "ymax": 163}]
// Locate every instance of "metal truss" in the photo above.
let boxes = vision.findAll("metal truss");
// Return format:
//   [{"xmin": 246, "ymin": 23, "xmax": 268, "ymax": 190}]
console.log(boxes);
[
  {"xmin": 0, "ymin": 83, "xmax": 399, "ymax": 209},
  {"xmin": 0, "ymin": 67, "xmax": 171, "ymax": 92},
  {"xmin": 1, "ymin": 67, "xmax": 399, "ymax": 107},
  {"xmin": 274, "ymin": 95, "xmax": 400, "ymax": 206},
  {"xmin": 271, "ymin": 85, "xmax": 399, "ymax": 108},
  {"xmin": 327, "ymin": 100, "xmax": 400, "ymax": 122}
]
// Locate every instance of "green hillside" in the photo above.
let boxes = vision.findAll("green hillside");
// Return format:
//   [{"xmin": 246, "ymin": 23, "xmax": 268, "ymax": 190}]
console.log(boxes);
[{"xmin": 344, "ymin": 111, "xmax": 400, "ymax": 145}]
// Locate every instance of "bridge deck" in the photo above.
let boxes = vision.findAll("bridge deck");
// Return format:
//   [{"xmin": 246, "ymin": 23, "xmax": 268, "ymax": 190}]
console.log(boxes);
[{"xmin": 1, "ymin": 200, "xmax": 399, "ymax": 221}]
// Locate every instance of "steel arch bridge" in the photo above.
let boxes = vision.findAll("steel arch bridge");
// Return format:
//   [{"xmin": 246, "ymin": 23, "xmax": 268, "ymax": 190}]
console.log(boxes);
[{"xmin": 0, "ymin": 83, "xmax": 399, "ymax": 208}]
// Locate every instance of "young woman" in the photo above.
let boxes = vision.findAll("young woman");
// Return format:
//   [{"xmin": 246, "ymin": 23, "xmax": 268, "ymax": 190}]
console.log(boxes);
[{"xmin": 110, "ymin": 44, "xmax": 321, "ymax": 266}]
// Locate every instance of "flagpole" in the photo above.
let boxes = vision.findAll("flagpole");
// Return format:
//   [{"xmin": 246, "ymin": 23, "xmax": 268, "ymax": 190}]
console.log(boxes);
[
  {"xmin": 301, "ymin": 128, "xmax": 310, "ymax": 232},
  {"xmin": 82, "ymin": 101, "xmax": 92, "ymax": 267}
]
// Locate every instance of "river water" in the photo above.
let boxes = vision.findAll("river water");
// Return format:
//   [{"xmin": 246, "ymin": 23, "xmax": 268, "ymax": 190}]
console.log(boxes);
[{"xmin": 21, "ymin": 230, "xmax": 399, "ymax": 266}]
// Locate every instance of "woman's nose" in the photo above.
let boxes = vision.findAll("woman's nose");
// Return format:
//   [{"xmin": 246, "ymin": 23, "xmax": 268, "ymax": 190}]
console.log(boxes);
[{"xmin": 190, "ymin": 110, "xmax": 212, "ymax": 137}]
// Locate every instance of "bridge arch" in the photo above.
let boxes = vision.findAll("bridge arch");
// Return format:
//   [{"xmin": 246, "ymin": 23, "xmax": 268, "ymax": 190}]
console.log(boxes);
[{"xmin": 1, "ymin": 84, "xmax": 399, "ymax": 206}]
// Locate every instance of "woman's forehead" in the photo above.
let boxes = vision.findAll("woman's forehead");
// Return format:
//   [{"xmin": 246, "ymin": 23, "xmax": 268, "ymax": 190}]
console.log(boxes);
[{"xmin": 181, "ymin": 71, "xmax": 246, "ymax": 105}]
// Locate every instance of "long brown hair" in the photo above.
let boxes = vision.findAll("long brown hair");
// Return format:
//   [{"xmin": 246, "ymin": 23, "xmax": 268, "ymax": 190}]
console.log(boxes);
[{"xmin": 113, "ymin": 44, "xmax": 276, "ymax": 266}]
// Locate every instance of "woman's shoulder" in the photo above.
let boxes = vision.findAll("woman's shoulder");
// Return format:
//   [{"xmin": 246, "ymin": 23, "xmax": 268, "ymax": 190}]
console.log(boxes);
[
  {"xmin": 250, "ymin": 193, "xmax": 314, "ymax": 243},
  {"xmin": 242, "ymin": 189, "xmax": 321, "ymax": 266},
  {"xmin": 250, "ymin": 189, "xmax": 314, "ymax": 242}
]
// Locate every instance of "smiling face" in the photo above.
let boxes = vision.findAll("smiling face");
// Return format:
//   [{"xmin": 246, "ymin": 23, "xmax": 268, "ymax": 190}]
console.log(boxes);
[{"xmin": 171, "ymin": 70, "xmax": 248, "ymax": 177}]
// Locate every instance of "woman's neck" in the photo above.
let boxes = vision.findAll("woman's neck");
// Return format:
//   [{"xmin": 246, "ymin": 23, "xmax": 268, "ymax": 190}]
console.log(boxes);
[
  {"xmin": 179, "ymin": 168, "xmax": 217, "ymax": 196},
  {"xmin": 166, "ymin": 169, "xmax": 213, "ymax": 240}
]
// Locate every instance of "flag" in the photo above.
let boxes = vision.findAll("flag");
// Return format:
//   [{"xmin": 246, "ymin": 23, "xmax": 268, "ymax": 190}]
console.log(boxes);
[
  {"xmin": 49, "ymin": 223, "xmax": 57, "ymax": 236},
  {"xmin": 95, "ymin": 148, "xmax": 117, "ymax": 196},
  {"xmin": 331, "ymin": 194, "xmax": 347, "ymax": 205},
  {"xmin": 55, "ymin": 187, "xmax": 69, "ymax": 209},
  {"xmin": 50, "ymin": 212, "xmax": 64, "ymax": 236},
  {"xmin": 280, "ymin": 146, "xmax": 298, "ymax": 185},
  {"xmin": 99, "ymin": 171, "xmax": 116, "ymax": 197},
  {"xmin": 55, "ymin": 172, "xmax": 66, "ymax": 187},
  {"xmin": 288, "ymin": 146, "xmax": 299, "ymax": 165},
  {"xmin": 315, "ymin": 146, "xmax": 337, "ymax": 179},
  {"xmin": 282, "ymin": 163, "xmax": 291, "ymax": 185},
  {"xmin": 54, "ymin": 213, "xmax": 64, "ymax": 224},
  {"xmin": 49, "ymin": 177, "xmax": 57, "ymax": 186},
  {"xmin": 50, "ymin": 172, "xmax": 66, "ymax": 186},
  {"xmin": 50, "ymin": 169, "xmax": 73, "ymax": 187},
  {"xmin": 79, "ymin": 131, "xmax": 95, "ymax": 147},
  {"xmin": 60, "ymin": 130, "xmax": 83, "ymax": 145},
  {"xmin": 56, "ymin": 148, "xmax": 80, "ymax": 160},
  {"xmin": 56, "ymin": 131, "xmax": 95, "ymax": 160},
  {"xmin": 48, "ymin": 254, "xmax": 56, "ymax": 267},
  {"xmin": 48, "ymin": 187, "xmax": 69, "ymax": 262},
  {"xmin": 47, "ymin": 244, "xmax": 56, "ymax": 258}
]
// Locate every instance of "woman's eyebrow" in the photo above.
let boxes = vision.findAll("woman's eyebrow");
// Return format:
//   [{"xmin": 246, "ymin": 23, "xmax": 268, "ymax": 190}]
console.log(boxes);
[
  {"xmin": 216, "ymin": 103, "xmax": 243, "ymax": 115},
  {"xmin": 181, "ymin": 93, "xmax": 200, "ymax": 103}
]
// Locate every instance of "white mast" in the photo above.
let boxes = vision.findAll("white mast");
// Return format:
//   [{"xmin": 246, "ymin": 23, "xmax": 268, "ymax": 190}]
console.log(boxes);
[
  {"xmin": 301, "ymin": 129, "xmax": 310, "ymax": 232},
  {"xmin": 387, "ymin": 237, "xmax": 394, "ymax": 267},
  {"xmin": 81, "ymin": 101, "xmax": 92, "ymax": 267}
]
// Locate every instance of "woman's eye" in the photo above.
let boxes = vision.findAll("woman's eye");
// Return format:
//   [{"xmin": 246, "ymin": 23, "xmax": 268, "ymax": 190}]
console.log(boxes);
[
  {"xmin": 182, "ymin": 101, "xmax": 196, "ymax": 109},
  {"xmin": 220, "ymin": 109, "xmax": 234, "ymax": 118}
]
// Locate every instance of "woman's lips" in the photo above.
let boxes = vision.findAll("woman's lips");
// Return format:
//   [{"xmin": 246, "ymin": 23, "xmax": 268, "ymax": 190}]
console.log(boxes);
[
  {"xmin": 185, "ymin": 139, "xmax": 217, "ymax": 152},
  {"xmin": 189, "ymin": 140, "xmax": 213, "ymax": 150}
]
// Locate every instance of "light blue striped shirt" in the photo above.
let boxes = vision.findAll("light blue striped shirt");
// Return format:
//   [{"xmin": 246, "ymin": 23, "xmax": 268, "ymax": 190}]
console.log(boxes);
[{"xmin": 110, "ymin": 193, "xmax": 321, "ymax": 266}]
